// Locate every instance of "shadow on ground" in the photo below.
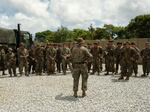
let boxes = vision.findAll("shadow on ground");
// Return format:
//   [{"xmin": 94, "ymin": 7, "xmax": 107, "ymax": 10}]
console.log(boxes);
[
  {"xmin": 55, "ymin": 93, "xmax": 79, "ymax": 102},
  {"xmin": 111, "ymin": 79, "xmax": 129, "ymax": 82}
]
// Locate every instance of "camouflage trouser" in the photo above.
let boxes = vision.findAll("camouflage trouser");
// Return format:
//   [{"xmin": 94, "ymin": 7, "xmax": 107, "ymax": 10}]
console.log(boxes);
[
  {"xmin": 19, "ymin": 59, "xmax": 28, "ymax": 75},
  {"xmin": 142, "ymin": 60, "xmax": 150, "ymax": 75},
  {"xmin": 105, "ymin": 57, "xmax": 115, "ymax": 73},
  {"xmin": 121, "ymin": 62, "xmax": 133, "ymax": 77},
  {"xmin": 47, "ymin": 59, "xmax": 55, "ymax": 74},
  {"xmin": 131, "ymin": 61, "xmax": 138, "ymax": 75},
  {"xmin": 115, "ymin": 58, "xmax": 121, "ymax": 73},
  {"xmin": 62, "ymin": 59, "xmax": 73, "ymax": 74},
  {"xmin": 100, "ymin": 58, "xmax": 103, "ymax": 71},
  {"xmin": 28, "ymin": 60, "xmax": 36, "ymax": 74},
  {"xmin": 72, "ymin": 64, "xmax": 89, "ymax": 92},
  {"xmin": 36, "ymin": 59, "xmax": 43, "ymax": 75},
  {"xmin": 87, "ymin": 61, "xmax": 92, "ymax": 73},
  {"xmin": 92, "ymin": 58, "xmax": 101, "ymax": 74},
  {"xmin": 8, "ymin": 62, "xmax": 16, "ymax": 76}
]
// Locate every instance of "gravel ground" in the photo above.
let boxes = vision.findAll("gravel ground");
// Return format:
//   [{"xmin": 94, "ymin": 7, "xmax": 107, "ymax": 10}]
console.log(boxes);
[{"xmin": 0, "ymin": 65, "xmax": 150, "ymax": 112}]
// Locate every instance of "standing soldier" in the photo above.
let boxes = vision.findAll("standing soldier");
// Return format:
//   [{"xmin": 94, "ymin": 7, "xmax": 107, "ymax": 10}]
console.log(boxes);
[
  {"xmin": 0, "ymin": 45, "xmax": 6, "ymax": 75},
  {"xmin": 17, "ymin": 43, "xmax": 28, "ymax": 76},
  {"xmin": 42, "ymin": 44, "xmax": 47, "ymax": 73},
  {"xmin": 28, "ymin": 47, "xmax": 36, "ymax": 74},
  {"xmin": 118, "ymin": 42, "xmax": 139, "ymax": 80},
  {"xmin": 6, "ymin": 48, "xmax": 16, "ymax": 77},
  {"xmin": 35, "ymin": 44, "xmax": 44, "ymax": 75},
  {"xmin": 71, "ymin": 38, "xmax": 92, "ymax": 98},
  {"xmin": 91, "ymin": 42, "xmax": 103, "ymax": 75},
  {"xmin": 104, "ymin": 40, "xmax": 115, "ymax": 75},
  {"xmin": 46, "ymin": 43, "xmax": 56, "ymax": 75},
  {"xmin": 114, "ymin": 42, "xmax": 123, "ymax": 74},
  {"xmin": 140, "ymin": 42, "xmax": 150, "ymax": 77},
  {"xmin": 130, "ymin": 42, "xmax": 140, "ymax": 77},
  {"xmin": 55, "ymin": 44, "xmax": 62, "ymax": 73},
  {"xmin": 87, "ymin": 43, "xmax": 92, "ymax": 73},
  {"xmin": 61, "ymin": 43, "xmax": 72, "ymax": 75}
]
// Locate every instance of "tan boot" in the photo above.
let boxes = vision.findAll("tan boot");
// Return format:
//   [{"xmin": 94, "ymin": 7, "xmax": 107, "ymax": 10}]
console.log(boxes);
[
  {"xmin": 73, "ymin": 91, "xmax": 78, "ymax": 98},
  {"xmin": 82, "ymin": 91, "xmax": 86, "ymax": 97}
]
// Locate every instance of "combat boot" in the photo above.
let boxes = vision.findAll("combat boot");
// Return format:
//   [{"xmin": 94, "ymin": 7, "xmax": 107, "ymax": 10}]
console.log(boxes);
[
  {"xmin": 118, "ymin": 76, "xmax": 124, "ymax": 80},
  {"xmin": 82, "ymin": 91, "xmax": 86, "ymax": 98},
  {"xmin": 141, "ymin": 74, "xmax": 146, "ymax": 77},
  {"xmin": 125, "ymin": 76, "xmax": 129, "ymax": 80},
  {"xmin": 73, "ymin": 91, "xmax": 78, "ymax": 98}
]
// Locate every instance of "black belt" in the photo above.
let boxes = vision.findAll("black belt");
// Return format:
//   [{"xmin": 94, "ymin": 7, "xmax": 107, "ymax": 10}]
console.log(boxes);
[{"xmin": 74, "ymin": 62, "xmax": 85, "ymax": 64}]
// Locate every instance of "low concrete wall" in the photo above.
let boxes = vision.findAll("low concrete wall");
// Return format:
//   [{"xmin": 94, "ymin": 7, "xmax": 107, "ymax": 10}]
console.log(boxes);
[{"xmin": 85, "ymin": 38, "xmax": 150, "ymax": 50}]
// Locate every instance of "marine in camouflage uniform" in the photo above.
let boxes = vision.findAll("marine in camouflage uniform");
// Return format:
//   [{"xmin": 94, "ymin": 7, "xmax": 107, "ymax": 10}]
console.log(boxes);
[
  {"xmin": 104, "ymin": 41, "xmax": 115, "ymax": 75},
  {"xmin": 61, "ymin": 43, "xmax": 72, "ymax": 75},
  {"xmin": 140, "ymin": 42, "xmax": 150, "ymax": 77},
  {"xmin": 42, "ymin": 44, "xmax": 47, "ymax": 73},
  {"xmin": 130, "ymin": 42, "xmax": 140, "ymax": 77},
  {"xmin": 6, "ymin": 48, "xmax": 16, "ymax": 77},
  {"xmin": 46, "ymin": 43, "xmax": 56, "ymax": 75},
  {"xmin": 90, "ymin": 42, "xmax": 103, "ymax": 75},
  {"xmin": 28, "ymin": 47, "xmax": 36, "ymax": 74},
  {"xmin": 114, "ymin": 42, "xmax": 123, "ymax": 74},
  {"xmin": 35, "ymin": 44, "xmax": 44, "ymax": 75},
  {"xmin": 0, "ymin": 46, "xmax": 6, "ymax": 75},
  {"xmin": 86, "ymin": 43, "xmax": 92, "ymax": 73},
  {"xmin": 71, "ymin": 38, "xmax": 92, "ymax": 98},
  {"xmin": 118, "ymin": 42, "xmax": 139, "ymax": 80},
  {"xmin": 17, "ymin": 43, "xmax": 28, "ymax": 76},
  {"xmin": 55, "ymin": 44, "xmax": 62, "ymax": 73}
]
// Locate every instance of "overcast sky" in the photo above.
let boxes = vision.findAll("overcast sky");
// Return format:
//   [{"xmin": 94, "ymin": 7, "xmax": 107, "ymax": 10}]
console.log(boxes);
[{"xmin": 0, "ymin": 0, "xmax": 150, "ymax": 34}]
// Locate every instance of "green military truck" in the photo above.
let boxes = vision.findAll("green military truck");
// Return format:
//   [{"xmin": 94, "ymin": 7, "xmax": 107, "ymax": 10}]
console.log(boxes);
[
  {"xmin": 0, "ymin": 24, "xmax": 33, "ymax": 70},
  {"xmin": 0, "ymin": 25, "xmax": 33, "ymax": 48}
]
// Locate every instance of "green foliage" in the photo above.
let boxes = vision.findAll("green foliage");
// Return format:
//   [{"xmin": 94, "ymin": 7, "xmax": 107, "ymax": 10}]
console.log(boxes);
[
  {"xmin": 127, "ymin": 14, "xmax": 150, "ymax": 38},
  {"xmin": 35, "ymin": 14, "xmax": 150, "ymax": 42}
]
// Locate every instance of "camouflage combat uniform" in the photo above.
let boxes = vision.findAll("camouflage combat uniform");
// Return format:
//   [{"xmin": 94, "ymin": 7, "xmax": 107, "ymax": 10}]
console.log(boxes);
[
  {"xmin": 119, "ymin": 43, "xmax": 139, "ymax": 80},
  {"xmin": 6, "ymin": 48, "xmax": 16, "ymax": 77},
  {"xmin": 46, "ymin": 45, "xmax": 56, "ymax": 75},
  {"xmin": 90, "ymin": 43, "xmax": 103, "ymax": 75},
  {"xmin": 0, "ymin": 47, "xmax": 6, "ymax": 75},
  {"xmin": 114, "ymin": 43, "xmax": 123, "ymax": 74},
  {"xmin": 35, "ymin": 45, "xmax": 44, "ymax": 75},
  {"xmin": 71, "ymin": 38, "xmax": 92, "ymax": 97},
  {"xmin": 28, "ymin": 48, "xmax": 36, "ymax": 74},
  {"xmin": 61, "ymin": 46, "xmax": 72, "ymax": 75},
  {"xmin": 104, "ymin": 45, "xmax": 115, "ymax": 75},
  {"xmin": 17, "ymin": 45, "xmax": 28, "ymax": 76},
  {"xmin": 140, "ymin": 43, "xmax": 150, "ymax": 76},
  {"xmin": 55, "ymin": 45, "xmax": 62, "ymax": 73}
]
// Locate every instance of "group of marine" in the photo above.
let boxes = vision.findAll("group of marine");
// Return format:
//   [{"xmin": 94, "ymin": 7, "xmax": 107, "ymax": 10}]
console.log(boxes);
[{"xmin": 0, "ymin": 38, "xmax": 150, "ymax": 97}]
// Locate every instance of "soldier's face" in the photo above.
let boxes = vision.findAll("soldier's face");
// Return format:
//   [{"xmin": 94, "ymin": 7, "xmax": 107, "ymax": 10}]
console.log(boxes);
[{"xmin": 126, "ymin": 44, "xmax": 130, "ymax": 48}]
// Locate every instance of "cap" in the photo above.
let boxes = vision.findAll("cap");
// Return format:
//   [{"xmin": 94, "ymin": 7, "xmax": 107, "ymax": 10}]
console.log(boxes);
[{"xmin": 77, "ymin": 38, "xmax": 84, "ymax": 43}]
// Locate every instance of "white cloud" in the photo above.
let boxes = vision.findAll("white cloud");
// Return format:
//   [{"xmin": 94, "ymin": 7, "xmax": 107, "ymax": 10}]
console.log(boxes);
[{"xmin": 0, "ymin": 0, "xmax": 150, "ymax": 34}]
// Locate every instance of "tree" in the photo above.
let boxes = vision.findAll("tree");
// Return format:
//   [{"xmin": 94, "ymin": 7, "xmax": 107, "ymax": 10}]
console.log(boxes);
[
  {"xmin": 94, "ymin": 28, "xmax": 110, "ymax": 39},
  {"xmin": 88, "ymin": 24, "xmax": 95, "ymax": 40},
  {"xmin": 126, "ymin": 14, "xmax": 150, "ymax": 38},
  {"xmin": 35, "ymin": 30, "xmax": 53, "ymax": 42},
  {"xmin": 72, "ymin": 29, "xmax": 90, "ymax": 40}
]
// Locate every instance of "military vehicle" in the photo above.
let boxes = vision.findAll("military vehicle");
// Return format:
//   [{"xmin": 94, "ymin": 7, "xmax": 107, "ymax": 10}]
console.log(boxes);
[
  {"xmin": 0, "ymin": 24, "xmax": 33, "ymax": 70},
  {"xmin": 0, "ymin": 24, "xmax": 33, "ymax": 49}
]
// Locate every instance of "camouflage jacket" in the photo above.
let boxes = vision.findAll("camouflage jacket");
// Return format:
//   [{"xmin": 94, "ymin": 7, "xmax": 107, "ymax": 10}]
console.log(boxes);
[
  {"xmin": 17, "ymin": 48, "xmax": 28, "ymax": 62},
  {"xmin": 71, "ymin": 45, "xmax": 92, "ymax": 63},
  {"xmin": 140, "ymin": 48, "xmax": 150, "ymax": 61},
  {"xmin": 120, "ymin": 47, "xmax": 139, "ymax": 63},
  {"xmin": 6, "ymin": 52, "xmax": 16, "ymax": 65},
  {"xmin": 46, "ymin": 47, "xmax": 56, "ymax": 60},
  {"xmin": 90, "ymin": 46, "xmax": 103, "ymax": 59}
]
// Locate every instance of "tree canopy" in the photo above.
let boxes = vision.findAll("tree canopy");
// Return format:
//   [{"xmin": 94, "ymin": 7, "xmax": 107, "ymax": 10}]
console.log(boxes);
[{"xmin": 35, "ymin": 14, "xmax": 150, "ymax": 42}]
